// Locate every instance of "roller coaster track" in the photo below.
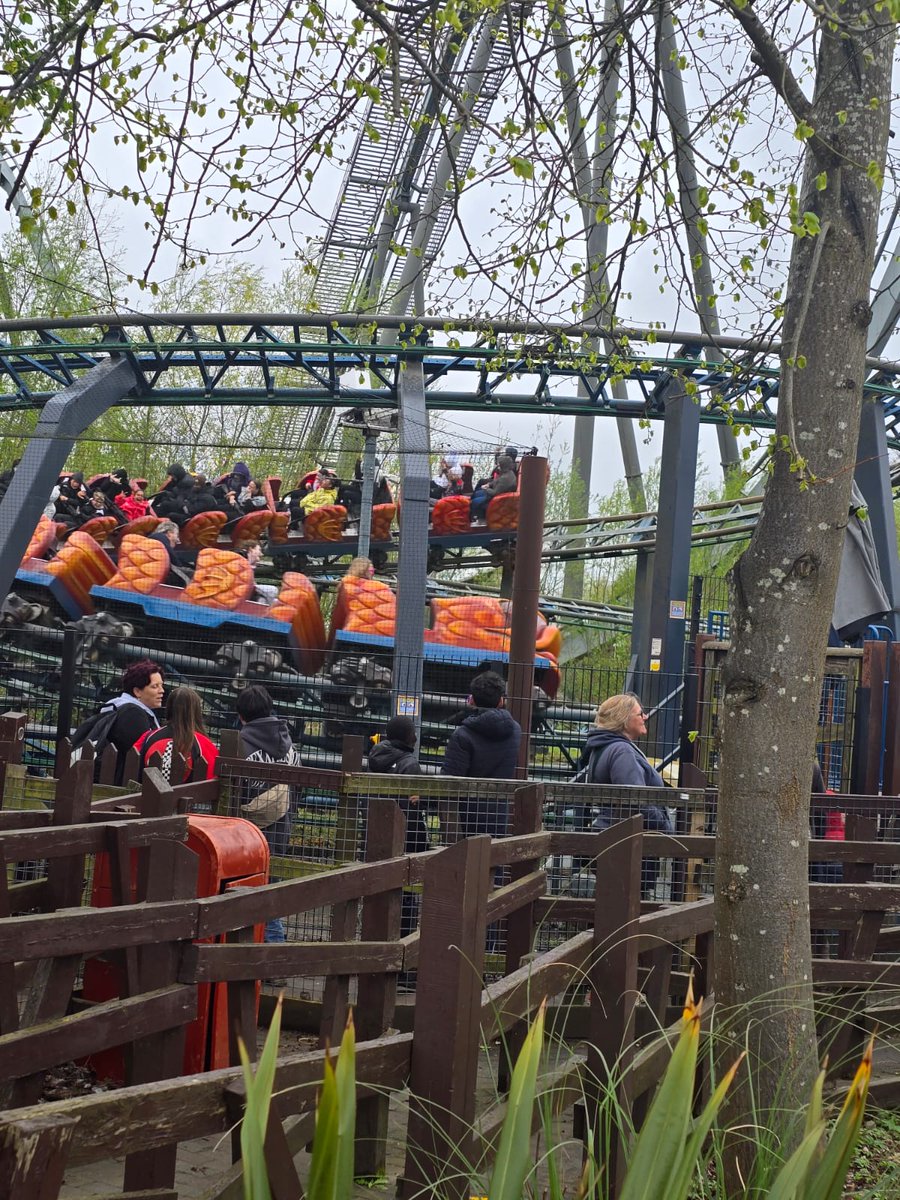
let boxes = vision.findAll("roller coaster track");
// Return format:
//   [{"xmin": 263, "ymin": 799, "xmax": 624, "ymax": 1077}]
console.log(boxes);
[
  {"xmin": 427, "ymin": 493, "xmax": 760, "ymax": 584},
  {"xmin": 1, "ymin": 314, "xmax": 900, "ymax": 447}
]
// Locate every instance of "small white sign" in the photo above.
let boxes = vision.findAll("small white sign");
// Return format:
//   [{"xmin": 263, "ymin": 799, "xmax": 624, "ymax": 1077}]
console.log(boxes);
[{"xmin": 651, "ymin": 637, "xmax": 662, "ymax": 656}]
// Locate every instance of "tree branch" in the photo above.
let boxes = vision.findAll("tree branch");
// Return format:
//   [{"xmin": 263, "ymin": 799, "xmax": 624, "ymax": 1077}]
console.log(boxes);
[{"xmin": 724, "ymin": 1, "xmax": 812, "ymax": 124}]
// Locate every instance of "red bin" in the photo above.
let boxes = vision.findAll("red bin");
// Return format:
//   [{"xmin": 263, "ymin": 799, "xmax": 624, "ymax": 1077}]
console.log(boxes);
[{"xmin": 82, "ymin": 814, "xmax": 270, "ymax": 1081}]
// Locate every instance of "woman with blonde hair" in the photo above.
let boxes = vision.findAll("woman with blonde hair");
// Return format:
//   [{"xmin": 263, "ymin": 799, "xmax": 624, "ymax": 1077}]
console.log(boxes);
[
  {"xmin": 575, "ymin": 691, "xmax": 673, "ymax": 896},
  {"xmin": 577, "ymin": 692, "xmax": 665, "ymax": 787}
]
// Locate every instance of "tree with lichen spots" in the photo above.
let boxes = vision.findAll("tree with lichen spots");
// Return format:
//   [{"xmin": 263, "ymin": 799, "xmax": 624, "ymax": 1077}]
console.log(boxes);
[
  {"xmin": 1, "ymin": 0, "xmax": 900, "ymax": 1172},
  {"xmin": 713, "ymin": 0, "xmax": 895, "ymax": 1177}
]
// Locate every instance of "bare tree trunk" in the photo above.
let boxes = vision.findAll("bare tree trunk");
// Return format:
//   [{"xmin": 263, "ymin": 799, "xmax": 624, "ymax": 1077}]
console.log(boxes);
[{"xmin": 714, "ymin": 0, "xmax": 894, "ymax": 1171}]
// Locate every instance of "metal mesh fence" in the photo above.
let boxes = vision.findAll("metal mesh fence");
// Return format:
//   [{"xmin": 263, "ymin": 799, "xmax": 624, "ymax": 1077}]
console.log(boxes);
[
  {"xmin": 690, "ymin": 641, "xmax": 861, "ymax": 791},
  {"xmin": 0, "ymin": 624, "xmax": 693, "ymax": 779}
]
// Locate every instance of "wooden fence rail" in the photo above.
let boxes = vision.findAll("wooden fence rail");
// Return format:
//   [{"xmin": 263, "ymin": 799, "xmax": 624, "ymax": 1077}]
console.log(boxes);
[{"xmin": 3, "ymin": 738, "xmax": 900, "ymax": 1196}]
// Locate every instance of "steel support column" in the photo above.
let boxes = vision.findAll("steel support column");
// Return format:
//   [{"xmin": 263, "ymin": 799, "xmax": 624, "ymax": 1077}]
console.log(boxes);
[
  {"xmin": 855, "ymin": 398, "xmax": 900, "ymax": 636},
  {"xmin": 357, "ymin": 433, "xmax": 378, "ymax": 562},
  {"xmin": 507, "ymin": 456, "xmax": 548, "ymax": 776},
  {"xmin": 629, "ymin": 546, "xmax": 653, "ymax": 671},
  {"xmin": 0, "ymin": 357, "xmax": 138, "ymax": 602},
  {"xmin": 645, "ymin": 375, "xmax": 699, "ymax": 676},
  {"xmin": 657, "ymin": 4, "xmax": 740, "ymax": 478},
  {"xmin": 391, "ymin": 357, "xmax": 430, "ymax": 735}
]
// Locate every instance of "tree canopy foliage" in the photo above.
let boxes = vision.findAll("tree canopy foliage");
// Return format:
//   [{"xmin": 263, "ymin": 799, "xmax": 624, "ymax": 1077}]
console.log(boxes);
[{"xmin": 0, "ymin": 0, "xmax": 894, "ymax": 334}]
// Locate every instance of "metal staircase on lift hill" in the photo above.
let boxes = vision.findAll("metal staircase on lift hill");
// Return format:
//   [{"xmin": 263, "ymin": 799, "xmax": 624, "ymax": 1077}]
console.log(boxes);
[{"xmin": 296, "ymin": 5, "xmax": 514, "ymax": 460}]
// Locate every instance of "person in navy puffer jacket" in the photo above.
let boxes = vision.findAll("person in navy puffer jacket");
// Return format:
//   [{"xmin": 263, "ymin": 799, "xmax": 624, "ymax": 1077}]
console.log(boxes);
[{"xmin": 441, "ymin": 670, "xmax": 521, "ymax": 838}]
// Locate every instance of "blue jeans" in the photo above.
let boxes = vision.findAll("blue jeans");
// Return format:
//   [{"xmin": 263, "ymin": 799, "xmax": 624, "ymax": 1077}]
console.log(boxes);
[
  {"xmin": 264, "ymin": 812, "xmax": 291, "ymax": 944},
  {"xmin": 265, "ymin": 916, "xmax": 286, "ymax": 943}
]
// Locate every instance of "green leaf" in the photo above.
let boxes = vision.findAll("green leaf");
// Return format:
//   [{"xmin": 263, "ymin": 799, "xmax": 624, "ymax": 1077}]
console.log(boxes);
[
  {"xmin": 308, "ymin": 1053, "xmax": 339, "ymax": 1200},
  {"xmin": 767, "ymin": 1121, "xmax": 827, "ymax": 1200},
  {"xmin": 488, "ymin": 999, "xmax": 546, "ymax": 1200},
  {"xmin": 666, "ymin": 1052, "xmax": 744, "ymax": 1200},
  {"xmin": 804, "ymin": 1040, "xmax": 872, "ymax": 1200},
  {"xmin": 802, "ymin": 212, "xmax": 821, "ymax": 236},
  {"xmin": 333, "ymin": 1014, "xmax": 356, "ymax": 1199},
  {"xmin": 509, "ymin": 155, "xmax": 534, "ymax": 180},
  {"xmin": 238, "ymin": 995, "xmax": 282, "ymax": 1200},
  {"xmin": 308, "ymin": 1013, "xmax": 356, "ymax": 1200},
  {"xmin": 619, "ymin": 988, "xmax": 702, "ymax": 1200}
]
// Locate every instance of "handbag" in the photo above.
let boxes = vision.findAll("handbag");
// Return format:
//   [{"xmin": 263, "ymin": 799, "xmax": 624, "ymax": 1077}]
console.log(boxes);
[{"xmin": 241, "ymin": 781, "xmax": 291, "ymax": 828}]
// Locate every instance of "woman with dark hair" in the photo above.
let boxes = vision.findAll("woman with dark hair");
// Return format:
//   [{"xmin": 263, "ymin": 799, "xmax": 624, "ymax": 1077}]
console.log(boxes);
[
  {"xmin": 240, "ymin": 478, "xmax": 268, "ymax": 513},
  {"xmin": 134, "ymin": 686, "xmax": 218, "ymax": 783},
  {"xmin": 79, "ymin": 659, "xmax": 164, "ymax": 785}
]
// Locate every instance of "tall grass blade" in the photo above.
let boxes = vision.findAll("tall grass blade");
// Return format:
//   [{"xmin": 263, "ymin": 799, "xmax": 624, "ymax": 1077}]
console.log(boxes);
[
  {"xmin": 802, "ymin": 1037, "xmax": 873, "ymax": 1200},
  {"xmin": 618, "ymin": 985, "xmax": 702, "ymax": 1200},
  {"xmin": 539, "ymin": 1090, "xmax": 564, "ymax": 1200},
  {"xmin": 488, "ymin": 998, "xmax": 546, "ymax": 1200},
  {"xmin": 665, "ymin": 1052, "xmax": 744, "ymax": 1200},
  {"xmin": 802, "ymin": 1065, "xmax": 825, "ymax": 1143},
  {"xmin": 765, "ymin": 1122, "xmax": 827, "ymax": 1200},
  {"xmin": 333, "ymin": 1014, "xmax": 357, "ymax": 1200},
  {"xmin": 307, "ymin": 1049, "xmax": 340, "ymax": 1200},
  {"xmin": 238, "ymin": 995, "xmax": 283, "ymax": 1200}
]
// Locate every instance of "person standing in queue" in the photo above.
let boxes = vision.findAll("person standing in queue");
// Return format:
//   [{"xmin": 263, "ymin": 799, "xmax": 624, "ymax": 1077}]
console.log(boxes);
[
  {"xmin": 576, "ymin": 692, "xmax": 674, "ymax": 897},
  {"xmin": 94, "ymin": 660, "xmax": 165, "ymax": 785},
  {"xmin": 134, "ymin": 686, "xmax": 218, "ymax": 784},
  {"xmin": 235, "ymin": 684, "xmax": 302, "ymax": 945},
  {"xmin": 368, "ymin": 715, "xmax": 430, "ymax": 962},
  {"xmin": 441, "ymin": 670, "xmax": 521, "ymax": 838}
]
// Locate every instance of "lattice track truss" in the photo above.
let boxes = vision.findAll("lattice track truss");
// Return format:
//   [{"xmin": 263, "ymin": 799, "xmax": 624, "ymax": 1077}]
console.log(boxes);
[
  {"xmin": 1, "ymin": 314, "xmax": 900, "ymax": 446},
  {"xmin": 312, "ymin": 11, "xmax": 511, "ymax": 313}
]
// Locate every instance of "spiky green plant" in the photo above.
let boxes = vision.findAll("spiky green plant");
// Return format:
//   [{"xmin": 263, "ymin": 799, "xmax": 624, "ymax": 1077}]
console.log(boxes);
[{"xmin": 238, "ymin": 991, "xmax": 873, "ymax": 1200}]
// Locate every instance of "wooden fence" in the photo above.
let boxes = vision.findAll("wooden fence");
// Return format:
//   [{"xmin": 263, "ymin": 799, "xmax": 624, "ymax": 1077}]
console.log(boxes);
[{"xmin": 2, "ymin": 726, "xmax": 900, "ymax": 1197}]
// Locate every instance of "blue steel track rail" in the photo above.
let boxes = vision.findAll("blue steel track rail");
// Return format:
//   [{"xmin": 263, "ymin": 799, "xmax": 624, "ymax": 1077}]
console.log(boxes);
[{"xmin": 0, "ymin": 314, "xmax": 898, "ymax": 446}]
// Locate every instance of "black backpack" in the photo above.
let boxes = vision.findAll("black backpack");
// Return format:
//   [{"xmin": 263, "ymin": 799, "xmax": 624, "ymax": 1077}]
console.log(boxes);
[{"xmin": 70, "ymin": 704, "xmax": 122, "ymax": 760}]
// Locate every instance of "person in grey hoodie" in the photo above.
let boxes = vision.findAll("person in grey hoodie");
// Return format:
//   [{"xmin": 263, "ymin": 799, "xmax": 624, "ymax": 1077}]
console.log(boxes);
[
  {"xmin": 441, "ymin": 670, "xmax": 521, "ymax": 838},
  {"xmin": 236, "ymin": 684, "xmax": 302, "ymax": 944},
  {"xmin": 576, "ymin": 692, "xmax": 673, "ymax": 896},
  {"xmin": 577, "ymin": 693, "xmax": 667, "ymax": 789}
]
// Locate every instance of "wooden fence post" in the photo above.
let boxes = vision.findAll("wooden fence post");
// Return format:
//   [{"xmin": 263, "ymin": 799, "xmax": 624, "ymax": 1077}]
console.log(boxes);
[
  {"xmin": 0, "ymin": 1113, "xmax": 78, "ymax": 1200},
  {"xmin": 335, "ymin": 734, "xmax": 364, "ymax": 862},
  {"xmin": 498, "ymin": 783, "xmax": 544, "ymax": 1092},
  {"xmin": 355, "ymin": 796, "xmax": 406, "ymax": 1179},
  {"xmin": 10, "ymin": 757, "xmax": 94, "ymax": 1108},
  {"xmin": 218, "ymin": 729, "xmax": 244, "ymax": 816},
  {"xmin": 853, "ymin": 640, "xmax": 886, "ymax": 794},
  {"xmin": 0, "ymin": 713, "xmax": 26, "ymax": 808},
  {"xmin": 317, "ymin": 735, "xmax": 366, "ymax": 1050},
  {"xmin": 122, "ymin": 838, "xmax": 198, "ymax": 1194},
  {"xmin": 586, "ymin": 814, "xmax": 643, "ymax": 1198},
  {"xmin": 399, "ymin": 834, "xmax": 491, "ymax": 1200}
]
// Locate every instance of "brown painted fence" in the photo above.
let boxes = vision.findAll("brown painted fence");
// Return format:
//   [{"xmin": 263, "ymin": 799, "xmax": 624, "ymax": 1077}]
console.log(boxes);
[{"xmin": 2, "ymin": 730, "xmax": 900, "ymax": 1197}]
